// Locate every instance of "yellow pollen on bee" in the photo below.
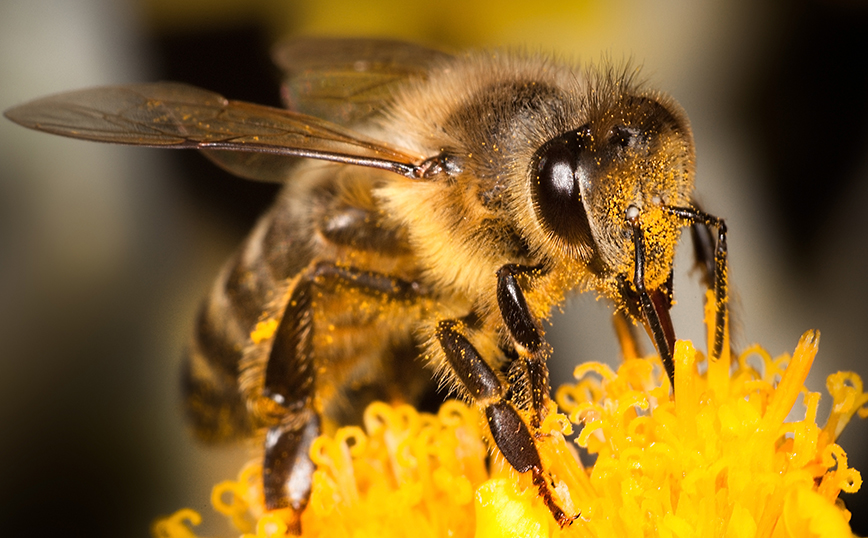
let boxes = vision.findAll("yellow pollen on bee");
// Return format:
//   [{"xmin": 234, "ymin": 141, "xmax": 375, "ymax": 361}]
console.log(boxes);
[{"xmin": 250, "ymin": 319, "xmax": 279, "ymax": 344}]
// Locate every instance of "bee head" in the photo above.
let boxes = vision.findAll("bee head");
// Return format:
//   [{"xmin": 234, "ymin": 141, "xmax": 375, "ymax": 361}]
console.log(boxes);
[{"xmin": 528, "ymin": 93, "xmax": 695, "ymax": 295}]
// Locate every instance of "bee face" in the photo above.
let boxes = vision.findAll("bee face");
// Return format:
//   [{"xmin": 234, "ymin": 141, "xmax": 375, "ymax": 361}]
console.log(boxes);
[
  {"xmin": 5, "ymin": 38, "xmax": 728, "ymax": 532},
  {"xmin": 527, "ymin": 91, "xmax": 695, "ymax": 295}
]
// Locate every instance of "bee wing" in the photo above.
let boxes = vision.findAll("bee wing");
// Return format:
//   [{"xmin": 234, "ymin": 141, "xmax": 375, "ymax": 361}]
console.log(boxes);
[
  {"xmin": 4, "ymin": 82, "xmax": 425, "ymax": 182},
  {"xmin": 273, "ymin": 37, "xmax": 452, "ymax": 124}
]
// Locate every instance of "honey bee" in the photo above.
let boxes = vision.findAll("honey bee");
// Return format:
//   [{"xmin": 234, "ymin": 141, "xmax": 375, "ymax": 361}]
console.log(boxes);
[{"xmin": 5, "ymin": 38, "xmax": 728, "ymax": 532}]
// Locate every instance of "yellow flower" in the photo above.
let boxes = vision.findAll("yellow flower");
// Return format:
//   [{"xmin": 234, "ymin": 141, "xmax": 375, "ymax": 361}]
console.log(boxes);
[{"xmin": 153, "ymin": 295, "xmax": 867, "ymax": 538}]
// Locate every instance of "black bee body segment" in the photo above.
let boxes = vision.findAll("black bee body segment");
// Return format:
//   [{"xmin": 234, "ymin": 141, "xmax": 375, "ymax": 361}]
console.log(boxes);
[
  {"xmin": 264, "ymin": 279, "xmax": 315, "ymax": 407},
  {"xmin": 484, "ymin": 401, "xmax": 543, "ymax": 472},
  {"xmin": 318, "ymin": 206, "xmax": 411, "ymax": 255},
  {"xmin": 496, "ymin": 264, "xmax": 545, "ymax": 353},
  {"xmin": 436, "ymin": 320, "xmax": 503, "ymax": 401}
]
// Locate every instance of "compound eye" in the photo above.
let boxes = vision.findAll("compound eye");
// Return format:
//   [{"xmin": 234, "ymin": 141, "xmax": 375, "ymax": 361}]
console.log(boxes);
[{"xmin": 531, "ymin": 129, "xmax": 594, "ymax": 246}]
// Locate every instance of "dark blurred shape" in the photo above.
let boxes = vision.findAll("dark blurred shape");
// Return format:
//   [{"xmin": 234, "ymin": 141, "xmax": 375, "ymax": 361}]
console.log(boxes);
[
  {"xmin": 752, "ymin": 0, "xmax": 868, "ymax": 277},
  {"xmin": 0, "ymin": 23, "xmax": 281, "ymax": 538},
  {"xmin": 0, "ymin": 294, "xmax": 164, "ymax": 537},
  {"xmin": 752, "ymin": 2, "xmax": 868, "ymax": 533},
  {"xmin": 150, "ymin": 24, "xmax": 282, "ymax": 231}
]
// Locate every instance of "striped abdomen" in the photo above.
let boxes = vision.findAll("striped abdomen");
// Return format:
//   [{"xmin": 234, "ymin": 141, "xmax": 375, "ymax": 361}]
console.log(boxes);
[{"xmin": 183, "ymin": 197, "xmax": 311, "ymax": 442}]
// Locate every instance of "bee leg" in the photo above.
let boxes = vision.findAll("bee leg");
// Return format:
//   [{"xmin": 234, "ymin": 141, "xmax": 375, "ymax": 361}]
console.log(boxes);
[
  {"xmin": 309, "ymin": 262, "xmax": 422, "ymax": 299},
  {"xmin": 262, "ymin": 414, "xmax": 320, "ymax": 535},
  {"xmin": 260, "ymin": 262, "xmax": 424, "ymax": 531},
  {"xmin": 485, "ymin": 264, "xmax": 575, "ymax": 524},
  {"xmin": 495, "ymin": 264, "xmax": 546, "ymax": 353},
  {"xmin": 689, "ymin": 214, "xmax": 728, "ymax": 360},
  {"xmin": 261, "ymin": 278, "xmax": 318, "ymax": 533},
  {"xmin": 690, "ymin": 217, "xmax": 716, "ymax": 289},
  {"xmin": 665, "ymin": 206, "xmax": 729, "ymax": 360},
  {"xmin": 436, "ymin": 319, "xmax": 575, "ymax": 528},
  {"xmin": 496, "ymin": 264, "xmax": 553, "ymax": 425}
]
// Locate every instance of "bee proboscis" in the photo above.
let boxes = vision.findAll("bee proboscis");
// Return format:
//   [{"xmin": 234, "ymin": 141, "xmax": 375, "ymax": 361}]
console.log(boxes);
[{"xmin": 5, "ymin": 37, "xmax": 728, "ymax": 532}]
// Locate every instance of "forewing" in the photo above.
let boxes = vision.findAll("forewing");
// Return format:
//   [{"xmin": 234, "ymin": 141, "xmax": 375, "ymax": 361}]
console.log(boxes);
[
  {"xmin": 4, "ymin": 82, "xmax": 424, "ymax": 181},
  {"xmin": 273, "ymin": 37, "xmax": 452, "ymax": 124}
]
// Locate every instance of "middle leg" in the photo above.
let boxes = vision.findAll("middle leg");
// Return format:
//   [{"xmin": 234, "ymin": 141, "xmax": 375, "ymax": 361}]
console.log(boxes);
[
  {"xmin": 434, "ymin": 263, "xmax": 577, "ymax": 527},
  {"xmin": 435, "ymin": 318, "xmax": 574, "ymax": 527}
]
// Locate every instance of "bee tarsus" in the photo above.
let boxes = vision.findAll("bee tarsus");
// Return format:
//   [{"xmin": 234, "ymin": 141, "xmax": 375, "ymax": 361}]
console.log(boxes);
[
  {"xmin": 531, "ymin": 466, "xmax": 578, "ymax": 528},
  {"xmin": 263, "ymin": 413, "xmax": 320, "ymax": 519}
]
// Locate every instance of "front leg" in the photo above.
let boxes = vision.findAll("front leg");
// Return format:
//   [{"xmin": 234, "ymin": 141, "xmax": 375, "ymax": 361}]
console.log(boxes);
[
  {"xmin": 435, "ymin": 264, "xmax": 576, "ymax": 527},
  {"xmin": 496, "ymin": 264, "xmax": 553, "ymax": 427},
  {"xmin": 666, "ymin": 205, "xmax": 729, "ymax": 360}
]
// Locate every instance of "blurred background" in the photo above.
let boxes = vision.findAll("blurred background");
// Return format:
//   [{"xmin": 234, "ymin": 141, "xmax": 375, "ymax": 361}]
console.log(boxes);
[{"xmin": 1, "ymin": 0, "xmax": 866, "ymax": 536}]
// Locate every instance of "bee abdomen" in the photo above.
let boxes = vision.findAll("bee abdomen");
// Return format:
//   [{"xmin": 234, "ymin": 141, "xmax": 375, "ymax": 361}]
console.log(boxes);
[
  {"xmin": 183, "ymin": 310, "xmax": 251, "ymax": 442},
  {"xmin": 184, "ymin": 208, "xmax": 311, "ymax": 442}
]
